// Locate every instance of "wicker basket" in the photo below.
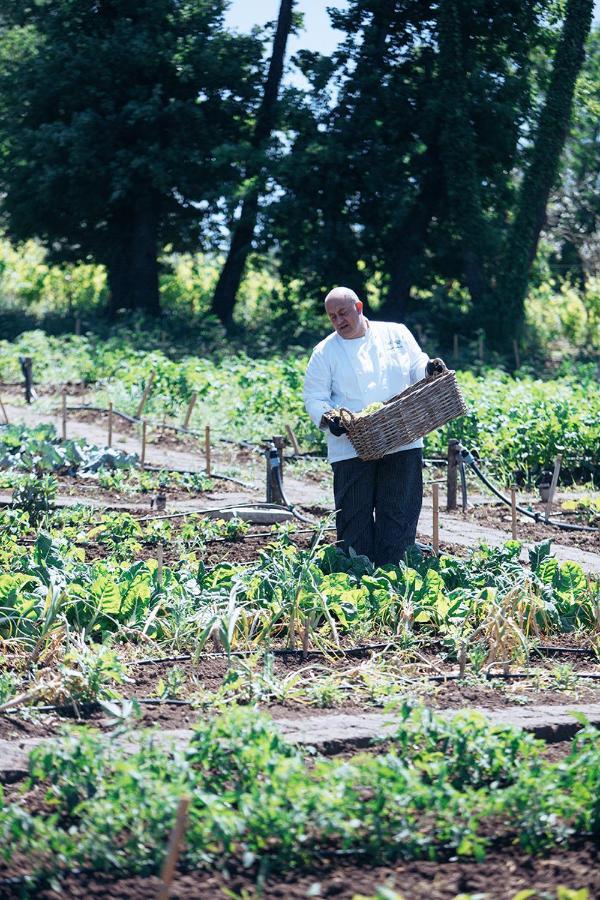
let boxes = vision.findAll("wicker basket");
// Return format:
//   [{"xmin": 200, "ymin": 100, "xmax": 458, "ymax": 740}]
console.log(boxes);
[{"xmin": 339, "ymin": 369, "xmax": 467, "ymax": 461}]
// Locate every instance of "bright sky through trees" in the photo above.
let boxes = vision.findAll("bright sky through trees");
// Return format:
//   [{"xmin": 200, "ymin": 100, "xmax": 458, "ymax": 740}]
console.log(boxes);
[{"xmin": 225, "ymin": 0, "xmax": 349, "ymax": 56}]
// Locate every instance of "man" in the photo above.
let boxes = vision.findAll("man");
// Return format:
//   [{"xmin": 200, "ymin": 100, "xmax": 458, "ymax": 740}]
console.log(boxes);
[{"xmin": 303, "ymin": 286, "xmax": 444, "ymax": 567}]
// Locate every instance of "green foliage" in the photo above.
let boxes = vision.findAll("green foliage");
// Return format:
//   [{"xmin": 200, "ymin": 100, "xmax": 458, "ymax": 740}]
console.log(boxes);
[
  {"xmin": 1, "ymin": 706, "xmax": 598, "ymax": 884},
  {"xmin": 0, "ymin": 0, "xmax": 265, "ymax": 313},
  {"xmin": 1, "ymin": 331, "xmax": 597, "ymax": 481},
  {"xmin": 11, "ymin": 473, "xmax": 57, "ymax": 525},
  {"xmin": 0, "ymin": 422, "xmax": 138, "ymax": 474}
]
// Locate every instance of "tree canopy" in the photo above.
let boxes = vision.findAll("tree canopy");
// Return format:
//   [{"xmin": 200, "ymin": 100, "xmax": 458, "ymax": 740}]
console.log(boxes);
[
  {"xmin": 0, "ymin": 0, "xmax": 596, "ymax": 354},
  {"xmin": 0, "ymin": 0, "xmax": 262, "ymax": 314}
]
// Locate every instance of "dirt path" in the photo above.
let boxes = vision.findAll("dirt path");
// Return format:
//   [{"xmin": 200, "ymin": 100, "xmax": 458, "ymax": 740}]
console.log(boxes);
[
  {"xmin": 2, "ymin": 399, "xmax": 599, "ymax": 572},
  {"xmin": 2, "ymin": 700, "xmax": 600, "ymax": 782}
]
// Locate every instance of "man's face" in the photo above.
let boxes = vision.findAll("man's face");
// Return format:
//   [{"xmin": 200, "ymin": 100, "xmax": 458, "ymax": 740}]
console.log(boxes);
[{"xmin": 325, "ymin": 296, "xmax": 364, "ymax": 339}]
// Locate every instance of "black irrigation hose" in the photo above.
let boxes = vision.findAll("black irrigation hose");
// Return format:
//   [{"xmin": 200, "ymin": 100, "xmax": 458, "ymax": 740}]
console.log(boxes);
[
  {"xmin": 461, "ymin": 448, "xmax": 600, "ymax": 533},
  {"xmin": 66, "ymin": 404, "xmax": 139, "ymax": 424},
  {"xmin": 123, "ymin": 640, "xmax": 598, "ymax": 669},
  {"xmin": 141, "ymin": 462, "xmax": 253, "ymax": 489},
  {"xmin": 273, "ymin": 463, "xmax": 315, "ymax": 525}
]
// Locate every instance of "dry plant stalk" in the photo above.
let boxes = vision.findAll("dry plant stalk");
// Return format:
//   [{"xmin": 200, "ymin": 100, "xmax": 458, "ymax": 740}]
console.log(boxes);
[{"xmin": 302, "ymin": 614, "xmax": 311, "ymax": 659}]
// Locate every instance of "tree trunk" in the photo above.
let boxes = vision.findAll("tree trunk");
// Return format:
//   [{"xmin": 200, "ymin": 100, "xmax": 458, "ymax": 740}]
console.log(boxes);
[
  {"xmin": 492, "ymin": 0, "xmax": 594, "ymax": 348},
  {"xmin": 106, "ymin": 203, "xmax": 160, "ymax": 317},
  {"xmin": 436, "ymin": 0, "xmax": 487, "ymax": 312},
  {"xmin": 380, "ymin": 149, "xmax": 443, "ymax": 321},
  {"xmin": 212, "ymin": 0, "xmax": 295, "ymax": 327}
]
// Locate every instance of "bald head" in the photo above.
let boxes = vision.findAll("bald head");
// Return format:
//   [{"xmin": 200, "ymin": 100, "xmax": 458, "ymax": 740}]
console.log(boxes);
[
  {"xmin": 325, "ymin": 287, "xmax": 360, "ymax": 307},
  {"xmin": 324, "ymin": 286, "xmax": 366, "ymax": 339}
]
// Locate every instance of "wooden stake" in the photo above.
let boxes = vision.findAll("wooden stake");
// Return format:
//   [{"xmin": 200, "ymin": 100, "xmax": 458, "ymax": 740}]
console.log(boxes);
[
  {"xmin": 107, "ymin": 401, "xmax": 113, "ymax": 448},
  {"xmin": 447, "ymin": 439, "xmax": 460, "ymax": 511},
  {"xmin": 141, "ymin": 420, "xmax": 147, "ymax": 466},
  {"xmin": 302, "ymin": 614, "xmax": 310, "ymax": 660},
  {"xmin": 510, "ymin": 487, "xmax": 518, "ymax": 540},
  {"xmin": 61, "ymin": 388, "xmax": 67, "ymax": 440},
  {"xmin": 156, "ymin": 543, "xmax": 164, "ymax": 588},
  {"xmin": 545, "ymin": 454, "xmax": 563, "ymax": 523},
  {"xmin": 0, "ymin": 395, "xmax": 8, "ymax": 425},
  {"xmin": 157, "ymin": 795, "xmax": 190, "ymax": 900},
  {"xmin": 273, "ymin": 434, "xmax": 285, "ymax": 477},
  {"xmin": 453, "ymin": 333, "xmax": 459, "ymax": 360},
  {"xmin": 135, "ymin": 370, "xmax": 155, "ymax": 419},
  {"xmin": 182, "ymin": 392, "xmax": 197, "ymax": 430},
  {"xmin": 432, "ymin": 483, "xmax": 439, "ymax": 555},
  {"xmin": 512, "ymin": 338, "xmax": 521, "ymax": 370},
  {"xmin": 458, "ymin": 640, "xmax": 467, "ymax": 679},
  {"xmin": 286, "ymin": 424, "xmax": 301, "ymax": 456},
  {"xmin": 204, "ymin": 425, "xmax": 211, "ymax": 476},
  {"xmin": 478, "ymin": 332, "xmax": 484, "ymax": 361}
]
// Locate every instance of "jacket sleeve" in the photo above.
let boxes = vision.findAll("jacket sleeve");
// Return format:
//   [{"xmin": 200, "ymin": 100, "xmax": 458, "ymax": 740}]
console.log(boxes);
[
  {"xmin": 303, "ymin": 347, "xmax": 333, "ymax": 429},
  {"xmin": 401, "ymin": 325, "xmax": 429, "ymax": 383}
]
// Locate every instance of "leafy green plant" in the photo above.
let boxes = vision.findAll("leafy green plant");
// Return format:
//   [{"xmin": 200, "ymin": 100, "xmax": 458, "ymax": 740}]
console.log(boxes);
[
  {"xmin": 1, "ymin": 706, "xmax": 597, "ymax": 887},
  {"xmin": 12, "ymin": 474, "xmax": 57, "ymax": 525}
]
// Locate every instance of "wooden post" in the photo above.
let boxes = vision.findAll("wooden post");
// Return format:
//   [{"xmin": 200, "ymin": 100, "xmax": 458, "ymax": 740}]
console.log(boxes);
[
  {"xmin": 141, "ymin": 420, "xmax": 147, "ymax": 466},
  {"xmin": 432, "ymin": 483, "xmax": 440, "ymax": 555},
  {"xmin": 447, "ymin": 439, "xmax": 460, "ymax": 511},
  {"xmin": 21, "ymin": 356, "xmax": 34, "ymax": 404},
  {"xmin": 156, "ymin": 543, "xmax": 164, "ymax": 588},
  {"xmin": 286, "ymin": 424, "xmax": 301, "ymax": 456},
  {"xmin": 512, "ymin": 338, "xmax": 521, "ymax": 370},
  {"xmin": 135, "ymin": 370, "xmax": 155, "ymax": 419},
  {"xmin": 453, "ymin": 333, "xmax": 459, "ymax": 361},
  {"xmin": 273, "ymin": 435, "xmax": 285, "ymax": 477},
  {"xmin": 545, "ymin": 454, "xmax": 562, "ymax": 523},
  {"xmin": 204, "ymin": 425, "xmax": 211, "ymax": 476},
  {"xmin": 157, "ymin": 796, "xmax": 190, "ymax": 900},
  {"xmin": 266, "ymin": 442, "xmax": 285, "ymax": 505},
  {"xmin": 510, "ymin": 487, "xmax": 518, "ymax": 540},
  {"xmin": 61, "ymin": 388, "xmax": 67, "ymax": 440},
  {"xmin": 107, "ymin": 402, "xmax": 113, "ymax": 448},
  {"xmin": 0, "ymin": 395, "xmax": 8, "ymax": 425},
  {"xmin": 182, "ymin": 392, "xmax": 197, "ymax": 430},
  {"xmin": 478, "ymin": 332, "xmax": 484, "ymax": 362}
]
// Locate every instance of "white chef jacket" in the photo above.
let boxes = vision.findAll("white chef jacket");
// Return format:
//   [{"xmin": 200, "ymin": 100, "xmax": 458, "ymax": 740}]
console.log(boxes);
[{"xmin": 303, "ymin": 320, "xmax": 428, "ymax": 463}]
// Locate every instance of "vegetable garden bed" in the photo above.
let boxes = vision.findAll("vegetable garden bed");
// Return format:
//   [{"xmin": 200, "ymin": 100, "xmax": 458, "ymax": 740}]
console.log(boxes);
[{"xmin": 0, "ymin": 335, "xmax": 598, "ymax": 898}]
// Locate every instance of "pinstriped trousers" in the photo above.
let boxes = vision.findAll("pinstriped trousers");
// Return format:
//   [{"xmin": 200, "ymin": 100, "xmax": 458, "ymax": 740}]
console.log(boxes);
[{"xmin": 331, "ymin": 448, "xmax": 423, "ymax": 567}]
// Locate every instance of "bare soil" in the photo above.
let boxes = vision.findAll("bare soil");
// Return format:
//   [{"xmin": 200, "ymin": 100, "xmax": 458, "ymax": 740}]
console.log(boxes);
[
  {"xmin": 2, "ymin": 648, "xmax": 598, "ymax": 741},
  {"xmin": 2, "ymin": 843, "xmax": 596, "ymax": 899},
  {"xmin": 465, "ymin": 501, "xmax": 599, "ymax": 553}
]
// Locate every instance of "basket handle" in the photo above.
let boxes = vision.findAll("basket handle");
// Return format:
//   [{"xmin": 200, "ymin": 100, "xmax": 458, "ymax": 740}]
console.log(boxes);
[{"xmin": 339, "ymin": 408, "xmax": 355, "ymax": 427}]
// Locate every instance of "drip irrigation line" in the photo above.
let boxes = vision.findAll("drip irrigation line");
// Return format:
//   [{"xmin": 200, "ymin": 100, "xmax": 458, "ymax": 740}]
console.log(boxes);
[
  {"xmin": 124, "ymin": 643, "xmax": 393, "ymax": 667},
  {"xmin": 6, "ymin": 668, "xmax": 600, "ymax": 716},
  {"xmin": 121, "ymin": 640, "xmax": 596, "ymax": 669},
  {"xmin": 67, "ymin": 404, "xmax": 137, "ymax": 424},
  {"xmin": 460, "ymin": 447, "xmax": 600, "ymax": 533},
  {"xmin": 141, "ymin": 462, "xmax": 253, "ymax": 489}
]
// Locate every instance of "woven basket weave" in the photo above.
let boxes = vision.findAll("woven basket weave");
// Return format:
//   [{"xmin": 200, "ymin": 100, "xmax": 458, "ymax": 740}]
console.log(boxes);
[{"xmin": 339, "ymin": 369, "xmax": 467, "ymax": 461}]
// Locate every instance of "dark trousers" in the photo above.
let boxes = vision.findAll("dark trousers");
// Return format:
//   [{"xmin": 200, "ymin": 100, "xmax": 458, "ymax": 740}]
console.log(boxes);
[{"xmin": 332, "ymin": 448, "xmax": 423, "ymax": 567}]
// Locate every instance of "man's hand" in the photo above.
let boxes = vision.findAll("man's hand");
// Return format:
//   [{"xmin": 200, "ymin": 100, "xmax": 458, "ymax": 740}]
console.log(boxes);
[
  {"xmin": 426, "ymin": 357, "xmax": 446, "ymax": 376},
  {"xmin": 322, "ymin": 411, "xmax": 347, "ymax": 436}
]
